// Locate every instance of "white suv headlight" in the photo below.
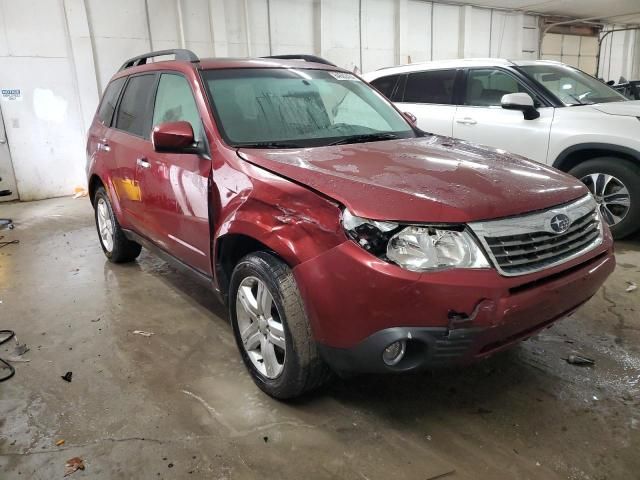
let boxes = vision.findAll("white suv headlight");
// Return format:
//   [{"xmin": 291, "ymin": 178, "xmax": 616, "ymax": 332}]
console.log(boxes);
[{"xmin": 342, "ymin": 209, "xmax": 490, "ymax": 272}]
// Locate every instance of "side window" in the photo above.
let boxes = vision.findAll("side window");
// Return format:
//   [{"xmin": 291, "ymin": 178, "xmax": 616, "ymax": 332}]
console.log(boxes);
[
  {"xmin": 152, "ymin": 74, "xmax": 202, "ymax": 139},
  {"xmin": 465, "ymin": 69, "xmax": 531, "ymax": 107},
  {"xmin": 402, "ymin": 69, "xmax": 457, "ymax": 104},
  {"xmin": 97, "ymin": 77, "xmax": 126, "ymax": 125},
  {"xmin": 370, "ymin": 74, "xmax": 401, "ymax": 100},
  {"xmin": 115, "ymin": 74, "xmax": 157, "ymax": 137}
]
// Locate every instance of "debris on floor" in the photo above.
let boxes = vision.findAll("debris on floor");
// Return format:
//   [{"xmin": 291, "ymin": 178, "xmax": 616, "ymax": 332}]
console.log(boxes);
[
  {"xmin": 72, "ymin": 187, "xmax": 88, "ymax": 199},
  {"xmin": 61, "ymin": 371, "xmax": 73, "ymax": 382},
  {"xmin": 566, "ymin": 354, "xmax": 595, "ymax": 366},
  {"xmin": 56, "ymin": 439, "xmax": 65, "ymax": 446},
  {"xmin": 64, "ymin": 457, "xmax": 85, "ymax": 476},
  {"xmin": 0, "ymin": 235, "xmax": 19, "ymax": 249},
  {"xmin": 625, "ymin": 281, "xmax": 637, "ymax": 293},
  {"xmin": 132, "ymin": 330, "xmax": 154, "ymax": 337},
  {"xmin": 12, "ymin": 342, "xmax": 29, "ymax": 357}
]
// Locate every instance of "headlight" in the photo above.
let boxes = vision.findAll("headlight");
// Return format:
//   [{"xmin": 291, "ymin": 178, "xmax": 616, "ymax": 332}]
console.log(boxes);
[
  {"xmin": 342, "ymin": 209, "xmax": 490, "ymax": 272},
  {"xmin": 386, "ymin": 227, "xmax": 489, "ymax": 271}
]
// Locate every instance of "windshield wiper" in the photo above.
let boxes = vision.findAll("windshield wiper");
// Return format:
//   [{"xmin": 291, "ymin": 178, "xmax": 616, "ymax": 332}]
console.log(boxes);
[
  {"xmin": 327, "ymin": 132, "xmax": 399, "ymax": 146},
  {"xmin": 235, "ymin": 141, "xmax": 303, "ymax": 149}
]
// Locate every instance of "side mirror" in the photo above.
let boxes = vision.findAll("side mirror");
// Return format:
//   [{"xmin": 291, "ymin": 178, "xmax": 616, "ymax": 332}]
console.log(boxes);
[
  {"xmin": 403, "ymin": 111, "xmax": 417, "ymax": 125},
  {"xmin": 152, "ymin": 121, "xmax": 195, "ymax": 153},
  {"xmin": 501, "ymin": 93, "xmax": 540, "ymax": 120}
]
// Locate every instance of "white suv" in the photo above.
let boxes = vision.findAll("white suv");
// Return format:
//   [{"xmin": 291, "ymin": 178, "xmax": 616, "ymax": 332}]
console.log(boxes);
[{"xmin": 363, "ymin": 59, "xmax": 640, "ymax": 239}]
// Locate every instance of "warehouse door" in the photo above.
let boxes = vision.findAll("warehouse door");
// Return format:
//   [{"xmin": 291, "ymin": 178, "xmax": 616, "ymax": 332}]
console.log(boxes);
[
  {"xmin": 541, "ymin": 33, "xmax": 599, "ymax": 75},
  {"xmin": 0, "ymin": 106, "xmax": 18, "ymax": 201}
]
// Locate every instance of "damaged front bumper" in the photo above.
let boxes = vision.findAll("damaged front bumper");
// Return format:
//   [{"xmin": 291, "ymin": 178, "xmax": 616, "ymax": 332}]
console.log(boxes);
[{"xmin": 293, "ymin": 234, "xmax": 615, "ymax": 373}]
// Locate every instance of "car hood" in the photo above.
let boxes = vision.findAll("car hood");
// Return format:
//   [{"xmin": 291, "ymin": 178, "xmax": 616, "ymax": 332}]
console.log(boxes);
[
  {"xmin": 238, "ymin": 136, "xmax": 588, "ymax": 223},
  {"xmin": 589, "ymin": 100, "xmax": 640, "ymax": 116}
]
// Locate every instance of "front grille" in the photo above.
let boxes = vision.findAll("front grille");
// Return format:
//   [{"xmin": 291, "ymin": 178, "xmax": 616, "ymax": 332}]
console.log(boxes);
[{"xmin": 469, "ymin": 195, "xmax": 603, "ymax": 276}]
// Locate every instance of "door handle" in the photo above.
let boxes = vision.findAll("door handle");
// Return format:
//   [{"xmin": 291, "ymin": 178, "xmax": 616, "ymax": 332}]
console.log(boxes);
[
  {"xmin": 455, "ymin": 117, "xmax": 477, "ymax": 125},
  {"xmin": 0, "ymin": 138, "xmax": 6, "ymax": 144},
  {"xmin": 136, "ymin": 157, "xmax": 150, "ymax": 169},
  {"xmin": 97, "ymin": 141, "xmax": 110, "ymax": 152}
]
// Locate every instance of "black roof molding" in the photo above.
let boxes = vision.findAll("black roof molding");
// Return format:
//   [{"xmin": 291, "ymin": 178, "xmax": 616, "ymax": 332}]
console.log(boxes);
[
  {"xmin": 261, "ymin": 54, "xmax": 336, "ymax": 67},
  {"xmin": 119, "ymin": 49, "xmax": 199, "ymax": 71}
]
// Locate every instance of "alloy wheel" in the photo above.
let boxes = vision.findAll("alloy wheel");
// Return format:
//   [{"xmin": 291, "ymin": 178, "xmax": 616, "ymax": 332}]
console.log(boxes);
[
  {"xmin": 581, "ymin": 172, "xmax": 631, "ymax": 226},
  {"xmin": 96, "ymin": 198, "xmax": 114, "ymax": 252},
  {"xmin": 235, "ymin": 276, "xmax": 286, "ymax": 379}
]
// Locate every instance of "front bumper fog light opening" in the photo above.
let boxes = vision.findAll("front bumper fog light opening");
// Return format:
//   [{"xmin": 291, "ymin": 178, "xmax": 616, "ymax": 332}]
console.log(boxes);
[{"xmin": 382, "ymin": 340, "xmax": 407, "ymax": 366}]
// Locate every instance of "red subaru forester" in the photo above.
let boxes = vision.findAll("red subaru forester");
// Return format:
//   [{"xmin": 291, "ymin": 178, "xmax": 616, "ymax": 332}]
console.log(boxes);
[{"xmin": 87, "ymin": 50, "xmax": 615, "ymax": 399}]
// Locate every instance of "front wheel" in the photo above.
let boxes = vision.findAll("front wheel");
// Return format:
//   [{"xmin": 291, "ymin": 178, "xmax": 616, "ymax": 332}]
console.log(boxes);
[
  {"xmin": 569, "ymin": 158, "xmax": 640, "ymax": 239},
  {"xmin": 229, "ymin": 252, "xmax": 330, "ymax": 399}
]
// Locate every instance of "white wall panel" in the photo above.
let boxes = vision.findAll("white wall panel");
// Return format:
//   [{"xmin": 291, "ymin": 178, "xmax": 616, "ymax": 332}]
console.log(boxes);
[
  {"xmin": 223, "ymin": 0, "xmax": 249, "ymax": 56},
  {"xmin": 248, "ymin": 0, "xmax": 270, "ymax": 56},
  {"xmin": 432, "ymin": 4, "xmax": 460, "ymax": 60},
  {"xmin": 361, "ymin": 0, "xmax": 396, "ymax": 71},
  {"xmin": 270, "ymin": 0, "xmax": 315, "ymax": 55},
  {"xmin": 1, "ymin": 0, "xmax": 67, "ymax": 57},
  {"xmin": 490, "ymin": 11, "xmax": 522, "ymax": 58},
  {"xmin": 86, "ymin": 0, "xmax": 150, "ymax": 89},
  {"xmin": 462, "ymin": 6, "xmax": 491, "ymax": 58},
  {"xmin": 180, "ymin": 0, "xmax": 216, "ymax": 57},
  {"xmin": 406, "ymin": 0, "xmax": 431, "ymax": 63},
  {"xmin": 321, "ymin": 0, "xmax": 360, "ymax": 71},
  {"xmin": 148, "ymin": 0, "xmax": 181, "ymax": 51}
]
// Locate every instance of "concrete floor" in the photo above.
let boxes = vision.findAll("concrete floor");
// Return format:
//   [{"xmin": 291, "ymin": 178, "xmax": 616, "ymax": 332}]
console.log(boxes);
[{"xmin": 0, "ymin": 197, "xmax": 639, "ymax": 480}]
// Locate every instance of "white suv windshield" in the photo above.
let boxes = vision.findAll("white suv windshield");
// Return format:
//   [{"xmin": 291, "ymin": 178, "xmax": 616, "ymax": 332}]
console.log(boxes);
[
  {"xmin": 519, "ymin": 64, "xmax": 626, "ymax": 106},
  {"xmin": 202, "ymin": 68, "xmax": 415, "ymax": 148}
]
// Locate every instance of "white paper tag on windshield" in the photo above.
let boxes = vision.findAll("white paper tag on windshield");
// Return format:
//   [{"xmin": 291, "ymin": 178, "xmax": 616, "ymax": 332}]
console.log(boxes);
[{"xmin": 329, "ymin": 72, "xmax": 358, "ymax": 81}]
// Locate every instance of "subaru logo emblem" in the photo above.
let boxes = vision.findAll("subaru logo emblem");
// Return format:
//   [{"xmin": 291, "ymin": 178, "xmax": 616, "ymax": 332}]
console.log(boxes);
[{"xmin": 550, "ymin": 214, "xmax": 571, "ymax": 234}]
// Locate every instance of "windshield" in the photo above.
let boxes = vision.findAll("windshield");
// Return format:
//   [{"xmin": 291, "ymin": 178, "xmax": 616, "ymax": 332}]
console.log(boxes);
[
  {"xmin": 519, "ymin": 64, "xmax": 626, "ymax": 106},
  {"xmin": 202, "ymin": 68, "xmax": 415, "ymax": 148}
]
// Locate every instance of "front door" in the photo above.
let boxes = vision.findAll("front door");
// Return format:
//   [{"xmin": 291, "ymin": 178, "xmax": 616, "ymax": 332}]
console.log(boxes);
[
  {"xmin": 138, "ymin": 73, "xmax": 212, "ymax": 275},
  {"xmin": 394, "ymin": 69, "xmax": 459, "ymax": 136},
  {"xmin": 0, "ymin": 106, "xmax": 18, "ymax": 201},
  {"xmin": 452, "ymin": 68, "xmax": 553, "ymax": 163},
  {"xmin": 110, "ymin": 73, "xmax": 158, "ymax": 232}
]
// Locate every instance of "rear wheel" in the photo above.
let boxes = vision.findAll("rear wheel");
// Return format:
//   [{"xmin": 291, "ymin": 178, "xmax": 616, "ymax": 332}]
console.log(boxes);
[
  {"xmin": 93, "ymin": 186, "xmax": 141, "ymax": 263},
  {"xmin": 569, "ymin": 158, "xmax": 640, "ymax": 239},
  {"xmin": 229, "ymin": 251, "xmax": 330, "ymax": 399}
]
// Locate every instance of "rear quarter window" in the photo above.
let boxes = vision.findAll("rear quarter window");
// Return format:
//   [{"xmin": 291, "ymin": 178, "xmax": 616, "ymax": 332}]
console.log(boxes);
[
  {"xmin": 370, "ymin": 74, "xmax": 401, "ymax": 100},
  {"xmin": 403, "ymin": 69, "xmax": 457, "ymax": 104},
  {"xmin": 115, "ymin": 74, "xmax": 157, "ymax": 138},
  {"xmin": 97, "ymin": 77, "xmax": 126, "ymax": 125}
]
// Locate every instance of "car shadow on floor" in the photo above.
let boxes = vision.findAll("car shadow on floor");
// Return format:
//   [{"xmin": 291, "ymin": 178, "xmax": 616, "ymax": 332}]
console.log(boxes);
[
  {"xmin": 110, "ymin": 240, "xmax": 633, "ymax": 423},
  {"xmin": 123, "ymin": 247, "xmax": 552, "ymax": 410}
]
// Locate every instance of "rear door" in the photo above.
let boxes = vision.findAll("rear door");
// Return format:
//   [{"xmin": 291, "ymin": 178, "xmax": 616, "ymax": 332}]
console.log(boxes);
[
  {"xmin": 137, "ymin": 72, "xmax": 211, "ymax": 275},
  {"xmin": 110, "ymin": 73, "xmax": 158, "ymax": 232},
  {"xmin": 87, "ymin": 76, "xmax": 126, "ymax": 195},
  {"xmin": 394, "ymin": 69, "xmax": 459, "ymax": 136},
  {"xmin": 452, "ymin": 68, "xmax": 553, "ymax": 163}
]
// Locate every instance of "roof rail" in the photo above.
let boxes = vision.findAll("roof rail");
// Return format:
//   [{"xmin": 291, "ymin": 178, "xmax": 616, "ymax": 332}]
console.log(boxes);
[
  {"xmin": 118, "ymin": 49, "xmax": 199, "ymax": 71},
  {"xmin": 261, "ymin": 54, "xmax": 336, "ymax": 67}
]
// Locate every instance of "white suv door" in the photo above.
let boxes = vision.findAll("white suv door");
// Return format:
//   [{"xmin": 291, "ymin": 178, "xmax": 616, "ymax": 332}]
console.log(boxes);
[
  {"xmin": 452, "ymin": 68, "xmax": 554, "ymax": 163},
  {"xmin": 393, "ymin": 69, "xmax": 458, "ymax": 137}
]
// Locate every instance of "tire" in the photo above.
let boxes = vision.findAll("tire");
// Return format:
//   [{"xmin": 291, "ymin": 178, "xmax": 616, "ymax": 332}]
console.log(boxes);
[
  {"xmin": 569, "ymin": 157, "xmax": 640, "ymax": 239},
  {"xmin": 93, "ymin": 186, "xmax": 142, "ymax": 263},
  {"xmin": 229, "ymin": 251, "xmax": 330, "ymax": 399}
]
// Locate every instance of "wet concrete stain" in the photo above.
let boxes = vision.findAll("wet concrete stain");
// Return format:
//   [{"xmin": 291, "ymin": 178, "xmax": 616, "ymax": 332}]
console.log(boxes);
[{"xmin": 0, "ymin": 197, "xmax": 639, "ymax": 479}]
